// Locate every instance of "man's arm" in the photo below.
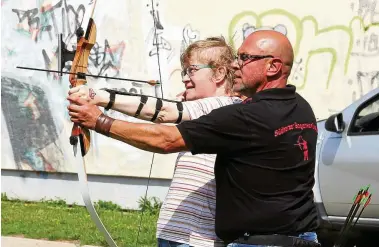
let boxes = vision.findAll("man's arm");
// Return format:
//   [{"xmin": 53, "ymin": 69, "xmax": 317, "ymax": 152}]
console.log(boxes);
[
  {"xmin": 68, "ymin": 85, "xmax": 190, "ymax": 123},
  {"xmin": 67, "ymin": 94, "xmax": 254, "ymax": 155},
  {"xmin": 109, "ymin": 120, "xmax": 188, "ymax": 154}
]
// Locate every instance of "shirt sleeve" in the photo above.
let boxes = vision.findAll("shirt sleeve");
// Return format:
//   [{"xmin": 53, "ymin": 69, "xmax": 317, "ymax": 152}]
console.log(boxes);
[
  {"xmin": 177, "ymin": 103, "xmax": 256, "ymax": 155},
  {"xmin": 183, "ymin": 96, "xmax": 242, "ymax": 120}
]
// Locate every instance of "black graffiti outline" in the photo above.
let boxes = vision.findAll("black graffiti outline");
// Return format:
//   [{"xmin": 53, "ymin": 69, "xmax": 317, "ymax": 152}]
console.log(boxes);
[
  {"xmin": 87, "ymin": 39, "xmax": 125, "ymax": 78},
  {"xmin": 12, "ymin": 0, "xmax": 85, "ymax": 43},
  {"xmin": 41, "ymin": 38, "xmax": 125, "ymax": 79},
  {"xmin": 352, "ymin": 32, "xmax": 379, "ymax": 57},
  {"xmin": 356, "ymin": 71, "xmax": 379, "ymax": 98},
  {"xmin": 180, "ymin": 24, "xmax": 200, "ymax": 54},
  {"xmin": 357, "ymin": 0, "xmax": 379, "ymax": 23}
]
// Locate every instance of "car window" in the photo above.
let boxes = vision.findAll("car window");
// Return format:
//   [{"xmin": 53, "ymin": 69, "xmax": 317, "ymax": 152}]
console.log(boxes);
[{"xmin": 349, "ymin": 96, "xmax": 379, "ymax": 134}]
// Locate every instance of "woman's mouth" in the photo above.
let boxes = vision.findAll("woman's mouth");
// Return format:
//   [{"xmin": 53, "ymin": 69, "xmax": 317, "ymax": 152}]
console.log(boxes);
[{"xmin": 185, "ymin": 84, "xmax": 195, "ymax": 90}]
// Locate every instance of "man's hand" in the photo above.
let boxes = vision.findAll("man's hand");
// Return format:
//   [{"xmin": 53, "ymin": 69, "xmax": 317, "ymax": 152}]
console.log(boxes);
[
  {"xmin": 68, "ymin": 85, "xmax": 109, "ymax": 107},
  {"xmin": 67, "ymin": 94, "xmax": 103, "ymax": 130}
]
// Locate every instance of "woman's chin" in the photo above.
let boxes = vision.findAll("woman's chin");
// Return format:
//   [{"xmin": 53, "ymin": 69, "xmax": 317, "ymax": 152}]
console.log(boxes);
[{"xmin": 184, "ymin": 89, "xmax": 196, "ymax": 101}]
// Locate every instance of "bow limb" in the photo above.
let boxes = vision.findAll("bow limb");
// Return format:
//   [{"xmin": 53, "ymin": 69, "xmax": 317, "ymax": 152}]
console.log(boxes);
[{"xmin": 77, "ymin": 154, "xmax": 118, "ymax": 247}]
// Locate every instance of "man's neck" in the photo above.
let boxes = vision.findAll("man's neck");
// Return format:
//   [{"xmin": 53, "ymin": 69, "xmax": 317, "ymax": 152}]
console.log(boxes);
[
  {"xmin": 240, "ymin": 80, "xmax": 287, "ymax": 98},
  {"xmin": 259, "ymin": 80, "xmax": 287, "ymax": 92}
]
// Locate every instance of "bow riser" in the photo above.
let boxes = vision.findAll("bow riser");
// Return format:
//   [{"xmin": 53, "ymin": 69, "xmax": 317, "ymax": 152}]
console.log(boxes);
[
  {"xmin": 69, "ymin": 18, "xmax": 97, "ymax": 156},
  {"xmin": 69, "ymin": 18, "xmax": 96, "ymax": 86}
]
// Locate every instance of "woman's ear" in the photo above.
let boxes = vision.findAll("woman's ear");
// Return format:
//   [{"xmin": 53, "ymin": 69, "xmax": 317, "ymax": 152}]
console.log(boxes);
[{"xmin": 212, "ymin": 66, "xmax": 227, "ymax": 84}]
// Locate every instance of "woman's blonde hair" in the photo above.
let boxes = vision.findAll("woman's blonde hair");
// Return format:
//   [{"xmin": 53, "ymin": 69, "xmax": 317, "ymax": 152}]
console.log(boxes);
[{"xmin": 180, "ymin": 36, "xmax": 235, "ymax": 94}]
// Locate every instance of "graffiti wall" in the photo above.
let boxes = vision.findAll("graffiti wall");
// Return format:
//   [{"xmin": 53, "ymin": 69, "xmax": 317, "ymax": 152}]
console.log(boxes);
[{"xmin": 1, "ymin": 0, "xmax": 378, "ymax": 176}]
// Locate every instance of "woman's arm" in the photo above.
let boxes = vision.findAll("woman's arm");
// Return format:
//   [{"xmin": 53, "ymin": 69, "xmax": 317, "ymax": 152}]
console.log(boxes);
[{"xmin": 68, "ymin": 85, "xmax": 190, "ymax": 123}]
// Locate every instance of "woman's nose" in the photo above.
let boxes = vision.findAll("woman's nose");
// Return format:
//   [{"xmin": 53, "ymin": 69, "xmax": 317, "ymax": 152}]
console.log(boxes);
[{"xmin": 181, "ymin": 74, "xmax": 190, "ymax": 83}]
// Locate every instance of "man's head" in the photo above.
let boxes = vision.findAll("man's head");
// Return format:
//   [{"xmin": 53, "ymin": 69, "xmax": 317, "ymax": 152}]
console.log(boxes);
[
  {"xmin": 180, "ymin": 36, "xmax": 235, "ymax": 101},
  {"xmin": 231, "ymin": 30, "xmax": 294, "ymax": 97}
]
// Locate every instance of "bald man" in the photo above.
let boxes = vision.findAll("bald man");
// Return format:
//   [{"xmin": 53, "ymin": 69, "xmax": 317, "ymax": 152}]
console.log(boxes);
[{"xmin": 68, "ymin": 30, "xmax": 320, "ymax": 247}]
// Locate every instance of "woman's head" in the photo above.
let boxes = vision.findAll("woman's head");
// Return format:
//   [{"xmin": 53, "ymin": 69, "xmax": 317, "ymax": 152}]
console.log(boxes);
[{"xmin": 180, "ymin": 36, "xmax": 235, "ymax": 101}]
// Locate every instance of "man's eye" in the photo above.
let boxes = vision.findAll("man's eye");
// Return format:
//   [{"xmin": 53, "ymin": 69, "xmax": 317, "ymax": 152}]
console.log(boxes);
[{"xmin": 240, "ymin": 54, "xmax": 248, "ymax": 60}]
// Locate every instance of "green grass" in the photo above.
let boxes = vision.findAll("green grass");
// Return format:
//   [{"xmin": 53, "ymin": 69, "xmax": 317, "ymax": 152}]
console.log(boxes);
[{"xmin": 1, "ymin": 195, "xmax": 160, "ymax": 247}]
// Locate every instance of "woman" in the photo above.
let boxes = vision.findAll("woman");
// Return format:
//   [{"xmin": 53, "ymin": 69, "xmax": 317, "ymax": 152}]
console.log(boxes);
[{"xmin": 69, "ymin": 36, "xmax": 242, "ymax": 247}]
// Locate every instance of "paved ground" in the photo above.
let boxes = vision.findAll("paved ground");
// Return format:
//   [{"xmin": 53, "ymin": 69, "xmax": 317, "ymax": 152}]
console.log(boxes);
[{"xmin": 1, "ymin": 236, "xmax": 100, "ymax": 247}]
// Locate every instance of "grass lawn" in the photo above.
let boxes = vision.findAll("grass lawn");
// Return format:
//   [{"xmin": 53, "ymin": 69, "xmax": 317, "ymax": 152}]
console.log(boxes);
[{"xmin": 1, "ymin": 197, "xmax": 160, "ymax": 247}]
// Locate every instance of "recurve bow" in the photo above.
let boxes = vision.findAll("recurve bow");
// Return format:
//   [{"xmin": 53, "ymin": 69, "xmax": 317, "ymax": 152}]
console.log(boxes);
[{"xmin": 65, "ymin": 1, "xmax": 119, "ymax": 246}]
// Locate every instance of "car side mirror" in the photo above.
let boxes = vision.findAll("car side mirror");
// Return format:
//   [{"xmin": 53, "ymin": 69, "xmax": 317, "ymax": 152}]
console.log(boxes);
[{"xmin": 325, "ymin": 113, "xmax": 345, "ymax": 133}]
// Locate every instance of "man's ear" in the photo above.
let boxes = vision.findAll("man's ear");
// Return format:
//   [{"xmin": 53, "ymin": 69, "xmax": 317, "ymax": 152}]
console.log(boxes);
[
  {"xmin": 266, "ymin": 58, "xmax": 283, "ymax": 77},
  {"xmin": 212, "ymin": 66, "xmax": 227, "ymax": 84}
]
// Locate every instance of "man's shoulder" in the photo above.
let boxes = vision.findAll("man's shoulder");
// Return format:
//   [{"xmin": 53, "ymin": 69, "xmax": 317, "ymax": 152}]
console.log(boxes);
[{"xmin": 294, "ymin": 92, "xmax": 317, "ymax": 118}]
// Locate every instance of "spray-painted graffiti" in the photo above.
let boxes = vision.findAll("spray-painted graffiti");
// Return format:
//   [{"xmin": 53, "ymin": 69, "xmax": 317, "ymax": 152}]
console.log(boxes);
[
  {"xmin": 180, "ymin": 24, "xmax": 200, "ymax": 55},
  {"xmin": 1, "ymin": 77, "xmax": 64, "ymax": 171},
  {"xmin": 354, "ymin": 70, "xmax": 379, "ymax": 100},
  {"xmin": 88, "ymin": 40, "xmax": 126, "ymax": 77},
  {"xmin": 12, "ymin": 0, "xmax": 85, "ymax": 43},
  {"xmin": 146, "ymin": 1, "xmax": 174, "ymax": 62},
  {"xmin": 229, "ymin": 10, "xmax": 379, "ymax": 97},
  {"xmin": 228, "ymin": 8, "xmax": 379, "ymax": 118},
  {"xmin": 12, "ymin": 1, "xmax": 125, "ymax": 79},
  {"xmin": 351, "ymin": 32, "xmax": 379, "ymax": 56},
  {"xmin": 241, "ymin": 23, "xmax": 288, "ymax": 39},
  {"xmin": 41, "ymin": 39, "xmax": 126, "ymax": 79},
  {"xmin": 350, "ymin": 0, "xmax": 379, "ymax": 23}
]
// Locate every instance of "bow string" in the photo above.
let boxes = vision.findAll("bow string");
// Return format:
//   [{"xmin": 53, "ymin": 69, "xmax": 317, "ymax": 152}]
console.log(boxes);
[{"xmin": 135, "ymin": 0, "xmax": 166, "ymax": 246}]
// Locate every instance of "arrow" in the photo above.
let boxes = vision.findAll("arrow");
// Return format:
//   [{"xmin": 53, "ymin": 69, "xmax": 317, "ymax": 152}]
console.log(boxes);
[
  {"xmin": 333, "ymin": 185, "xmax": 372, "ymax": 247},
  {"xmin": 16, "ymin": 66, "xmax": 160, "ymax": 86}
]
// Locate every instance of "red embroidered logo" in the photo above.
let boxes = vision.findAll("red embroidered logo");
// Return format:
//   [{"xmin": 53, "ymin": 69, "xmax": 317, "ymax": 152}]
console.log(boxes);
[
  {"xmin": 274, "ymin": 122, "xmax": 317, "ymax": 137},
  {"xmin": 294, "ymin": 135, "xmax": 309, "ymax": 161}
]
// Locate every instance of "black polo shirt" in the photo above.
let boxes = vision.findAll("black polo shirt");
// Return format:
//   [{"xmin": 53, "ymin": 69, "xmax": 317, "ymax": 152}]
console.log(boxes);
[{"xmin": 176, "ymin": 84, "xmax": 319, "ymax": 243}]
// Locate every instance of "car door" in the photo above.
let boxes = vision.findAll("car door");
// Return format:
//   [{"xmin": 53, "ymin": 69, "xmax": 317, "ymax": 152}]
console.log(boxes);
[{"xmin": 318, "ymin": 92, "xmax": 379, "ymax": 220}]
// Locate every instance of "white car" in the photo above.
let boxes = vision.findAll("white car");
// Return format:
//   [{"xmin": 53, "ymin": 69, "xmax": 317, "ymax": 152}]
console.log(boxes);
[{"xmin": 314, "ymin": 88, "xmax": 379, "ymax": 246}]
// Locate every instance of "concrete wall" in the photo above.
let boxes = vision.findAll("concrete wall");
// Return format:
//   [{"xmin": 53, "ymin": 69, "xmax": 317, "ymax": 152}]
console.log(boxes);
[
  {"xmin": 1, "ymin": 0, "xmax": 379, "ymax": 208},
  {"xmin": 1, "ymin": 169, "xmax": 171, "ymax": 209}
]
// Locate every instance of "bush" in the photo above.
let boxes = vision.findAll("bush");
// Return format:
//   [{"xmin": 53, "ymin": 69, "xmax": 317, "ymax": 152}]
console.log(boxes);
[
  {"xmin": 137, "ymin": 196, "xmax": 162, "ymax": 215},
  {"xmin": 94, "ymin": 200, "xmax": 122, "ymax": 211}
]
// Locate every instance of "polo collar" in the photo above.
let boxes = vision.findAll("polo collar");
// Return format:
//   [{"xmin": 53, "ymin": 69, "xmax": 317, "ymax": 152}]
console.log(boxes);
[{"xmin": 243, "ymin": 84, "xmax": 296, "ymax": 104}]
